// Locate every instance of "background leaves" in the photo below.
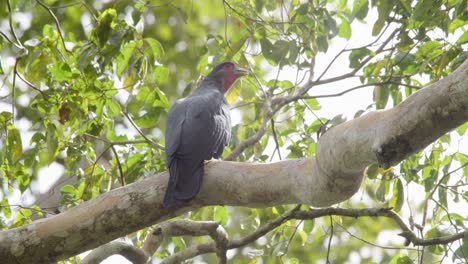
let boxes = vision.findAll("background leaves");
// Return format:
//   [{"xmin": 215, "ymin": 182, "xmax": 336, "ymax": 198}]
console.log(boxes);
[{"xmin": 0, "ymin": 0, "xmax": 466, "ymax": 263}]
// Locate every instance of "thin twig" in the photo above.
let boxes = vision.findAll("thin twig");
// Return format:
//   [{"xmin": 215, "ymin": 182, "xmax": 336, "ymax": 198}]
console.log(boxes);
[
  {"xmin": 36, "ymin": 0, "xmax": 70, "ymax": 52},
  {"xmin": 421, "ymin": 162, "xmax": 468, "ymax": 228},
  {"xmin": 110, "ymin": 145, "xmax": 125, "ymax": 186},
  {"xmin": 326, "ymin": 215, "xmax": 333, "ymax": 264},
  {"xmin": 6, "ymin": 0, "xmax": 24, "ymax": 49},
  {"xmin": 270, "ymin": 120, "xmax": 282, "ymax": 161},
  {"xmin": 122, "ymin": 111, "xmax": 164, "ymax": 150}
]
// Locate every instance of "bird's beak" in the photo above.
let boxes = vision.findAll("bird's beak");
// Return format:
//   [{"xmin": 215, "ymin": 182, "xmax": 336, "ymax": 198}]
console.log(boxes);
[{"xmin": 234, "ymin": 67, "xmax": 249, "ymax": 76}]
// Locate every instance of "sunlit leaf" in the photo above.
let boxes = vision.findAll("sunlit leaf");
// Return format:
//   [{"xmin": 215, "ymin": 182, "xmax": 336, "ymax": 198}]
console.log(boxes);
[
  {"xmin": 144, "ymin": 38, "xmax": 164, "ymax": 61},
  {"xmin": 154, "ymin": 66, "xmax": 170, "ymax": 85},
  {"xmin": 46, "ymin": 124, "xmax": 59, "ymax": 164},
  {"xmin": 352, "ymin": 0, "xmax": 369, "ymax": 20},
  {"xmin": 338, "ymin": 16, "xmax": 351, "ymax": 40},
  {"xmin": 389, "ymin": 178, "xmax": 404, "ymax": 212},
  {"xmin": 366, "ymin": 163, "xmax": 379, "ymax": 180},
  {"xmin": 7, "ymin": 124, "xmax": 22, "ymax": 164},
  {"xmin": 349, "ymin": 48, "xmax": 372, "ymax": 69},
  {"xmin": 389, "ymin": 254, "xmax": 414, "ymax": 264},
  {"xmin": 372, "ymin": 0, "xmax": 392, "ymax": 36},
  {"xmin": 1, "ymin": 199, "xmax": 11, "ymax": 219},
  {"xmin": 117, "ymin": 40, "xmax": 140, "ymax": 77},
  {"xmin": 214, "ymin": 206, "xmax": 229, "ymax": 225}
]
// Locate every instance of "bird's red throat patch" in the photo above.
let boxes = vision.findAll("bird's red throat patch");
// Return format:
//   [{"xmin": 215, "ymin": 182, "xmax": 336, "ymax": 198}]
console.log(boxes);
[{"xmin": 223, "ymin": 73, "xmax": 238, "ymax": 93}]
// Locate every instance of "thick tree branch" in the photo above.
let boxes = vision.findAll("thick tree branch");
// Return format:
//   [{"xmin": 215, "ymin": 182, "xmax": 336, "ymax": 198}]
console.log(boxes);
[{"xmin": 0, "ymin": 59, "xmax": 466, "ymax": 263}]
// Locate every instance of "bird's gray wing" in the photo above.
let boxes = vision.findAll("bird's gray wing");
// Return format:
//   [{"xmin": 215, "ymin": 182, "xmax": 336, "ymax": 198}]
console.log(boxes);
[
  {"xmin": 165, "ymin": 100, "xmax": 186, "ymax": 167},
  {"xmin": 212, "ymin": 104, "xmax": 231, "ymax": 159}
]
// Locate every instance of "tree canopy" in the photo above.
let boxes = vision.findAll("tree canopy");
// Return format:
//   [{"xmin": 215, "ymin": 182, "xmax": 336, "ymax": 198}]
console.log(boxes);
[{"xmin": 0, "ymin": 0, "xmax": 467, "ymax": 263}]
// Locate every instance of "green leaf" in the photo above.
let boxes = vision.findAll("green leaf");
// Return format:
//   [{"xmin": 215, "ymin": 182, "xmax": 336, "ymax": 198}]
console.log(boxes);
[
  {"xmin": 0, "ymin": 111, "xmax": 12, "ymax": 122},
  {"xmin": 133, "ymin": 112, "xmax": 159, "ymax": 128},
  {"xmin": 349, "ymin": 48, "xmax": 371, "ymax": 69},
  {"xmin": 366, "ymin": 163, "xmax": 379, "ymax": 179},
  {"xmin": 106, "ymin": 100, "xmax": 121, "ymax": 117},
  {"xmin": 304, "ymin": 98, "xmax": 320, "ymax": 110},
  {"xmin": 289, "ymin": 41, "xmax": 299, "ymax": 63},
  {"xmin": 261, "ymin": 38, "xmax": 276, "ymax": 66},
  {"xmin": 153, "ymin": 66, "xmax": 170, "ymax": 85},
  {"xmin": 153, "ymin": 88, "xmax": 170, "ymax": 110},
  {"xmin": 456, "ymin": 122, "xmax": 468, "ymax": 136},
  {"xmin": 352, "ymin": 0, "xmax": 369, "ymax": 20},
  {"xmin": 425, "ymin": 228, "xmax": 445, "ymax": 254},
  {"xmin": 31, "ymin": 205, "xmax": 44, "ymax": 218},
  {"xmin": 16, "ymin": 164, "xmax": 30, "ymax": 193},
  {"xmin": 272, "ymin": 40, "xmax": 290, "ymax": 64},
  {"xmin": 453, "ymin": 235, "xmax": 468, "ymax": 262},
  {"xmin": 389, "ymin": 178, "xmax": 404, "ymax": 212},
  {"xmin": 389, "ymin": 254, "xmax": 414, "ymax": 264},
  {"xmin": 117, "ymin": 40, "xmax": 140, "ymax": 77},
  {"xmin": 398, "ymin": 0, "xmax": 412, "ymax": 14},
  {"xmin": 12, "ymin": 208, "xmax": 32, "ymax": 227},
  {"xmin": 96, "ymin": 8, "xmax": 117, "ymax": 44},
  {"xmin": 1, "ymin": 199, "xmax": 11, "ymax": 219},
  {"xmin": 316, "ymin": 35, "xmax": 329, "ymax": 52},
  {"xmin": 376, "ymin": 180, "xmax": 388, "ymax": 202},
  {"xmin": 136, "ymin": 86, "xmax": 150, "ymax": 102},
  {"xmin": 303, "ymin": 219, "xmax": 315, "ymax": 233},
  {"xmin": 372, "ymin": 0, "xmax": 392, "ymax": 36},
  {"xmin": 337, "ymin": 0, "xmax": 347, "ymax": 10},
  {"xmin": 214, "ymin": 206, "xmax": 228, "ymax": 225},
  {"xmin": 46, "ymin": 124, "xmax": 59, "ymax": 164},
  {"xmin": 227, "ymin": 29, "xmax": 249, "ymax": 58},
  {"xmin": 47, "ymin": 62, "xmax": 73, "ymax": 83},
  {"xmin": 338, "ymin": 16, "xmax": 351, "ymax": 40},
  {"xmin": 415, "ymin": 41, "xmax": 443, "ymax": 60},
  {"xmin": 374, "ymin": 84, "xmax": 390, "ymax": 109},
  {"xmin": 7, "ymin": 124, "xmax": 22, "ymax": 164},
  {"xmin": 457, "ymin": 31, "xmax": 468, "ymax": 45},
  {"xmin": 143, "ymin": 38, "xmax": 164, "ymax": 61}
]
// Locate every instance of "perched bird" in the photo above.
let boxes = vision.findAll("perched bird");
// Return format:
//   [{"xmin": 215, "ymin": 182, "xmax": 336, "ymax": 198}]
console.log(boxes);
[{"xmin": 164, "ymin": 62, "xmax": 248, "ymax": 208}]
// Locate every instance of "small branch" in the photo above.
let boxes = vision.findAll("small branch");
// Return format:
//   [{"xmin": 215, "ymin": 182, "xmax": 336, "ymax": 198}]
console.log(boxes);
[
  {"xmin": 300, "ymin": 80, "xmax": 420, "ymax": 100},
  {"xmin": 15, "ymin": 72, "xmax": 46, "ymax": 96},
  {"xmin": 6, "ymin": 0, "xmax": 25, "ymax": 50},
  {"xmin": 212, "ymin": 226, "xmax": 228, "ymax": 264},
  {"xmin": 326, "ymin": 216, "xmax": 333, "ymax": 264},
  {"xmin": 36, "ymin": 0, "xmax": 70, "ymax": 52},
  {"xmin": 152, "ymin": 220, "xmax": 226, "ymax": 264},
  {"xmin": 294, "ymin": 208, "xmax": 468, "ymax": 247},
  {"xmin": 270, "ymin": 120, "xmax": 282, "ymax": 161},
  {"xmin": 81, "ymin": 240, "xmax": 147, "ymax": 264},
  {"xmin": 122, "ymin": 111, "xmax": 164, "ymax": 150},
  {"xmin": 160, "ymin": 207, "xmax": 464, "ymax": 263},
  {"xmin": 421, "ymin": 162, "xmax": 468, "ymax": 228},
  {"xmin": 110, "ymin": 145, "xmax": 125, "ymax": 186},
  {"xmin": 225, "ymin": 98, "xmax": 274, "ymax": 160}
]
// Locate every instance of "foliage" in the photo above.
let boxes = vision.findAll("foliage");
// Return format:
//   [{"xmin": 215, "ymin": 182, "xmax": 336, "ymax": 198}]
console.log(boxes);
[{"xmin": 0, "ymin": 0, "xmax": 467, "ymax": 263}]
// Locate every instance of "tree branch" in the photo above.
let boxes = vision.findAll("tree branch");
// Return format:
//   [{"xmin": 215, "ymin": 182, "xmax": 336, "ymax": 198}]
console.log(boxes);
[
  {"xmin": 81, "ymin": 240, "xmax": 147, "ymax": 264},
  {"xmin": 157, "ymin": 207, "xmax": 466, "ymax": 263}
]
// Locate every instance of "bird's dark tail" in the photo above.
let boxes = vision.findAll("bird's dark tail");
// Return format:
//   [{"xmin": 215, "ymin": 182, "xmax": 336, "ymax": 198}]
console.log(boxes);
[{"xmin": 163, "ymin": 159, "xmax": 204, "ymax": 208}]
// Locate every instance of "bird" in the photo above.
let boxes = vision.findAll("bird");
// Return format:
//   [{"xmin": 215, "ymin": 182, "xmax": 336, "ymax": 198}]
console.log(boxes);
[{"xmin": 163, "ymin": 62, "xmax": 248, "ymax": 208}]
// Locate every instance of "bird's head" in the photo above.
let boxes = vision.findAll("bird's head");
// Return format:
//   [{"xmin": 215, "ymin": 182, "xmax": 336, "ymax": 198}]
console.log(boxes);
[{"xmin": 207, "ymin": 62, "xmax": 248, "ymax": 93}]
